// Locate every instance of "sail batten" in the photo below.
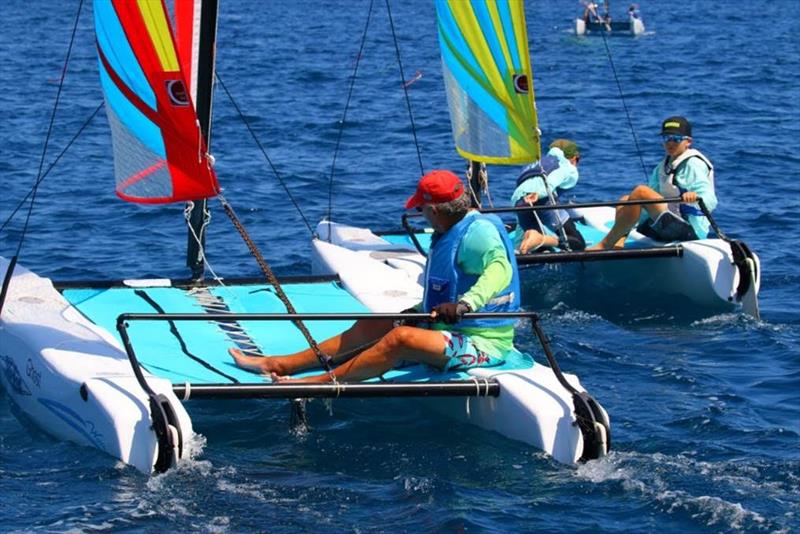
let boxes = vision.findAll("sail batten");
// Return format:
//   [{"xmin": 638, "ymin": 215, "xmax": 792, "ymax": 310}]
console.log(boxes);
[
  {"xmin": 93, "ymin": 0, "xmax": 218, "ymax": 204},
  {"xmin": 174, "ymin": 0, "xmax": 203, "ymax": 103},
  {"xmin": 436, "ymin": 0, "xmax": 540, "ymax": 165}
]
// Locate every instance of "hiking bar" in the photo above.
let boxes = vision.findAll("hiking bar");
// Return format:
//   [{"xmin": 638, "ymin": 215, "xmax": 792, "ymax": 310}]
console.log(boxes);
[
  {"xmin": 117, "ymin": 311, "xmax": 538, "ymax": 323},
  {"xmin": 173, "ymin": 380, "xmax": 500, "ymax": 399},
  {"xmin": 516, "ymin": 245, "xmax": 683, "ymax": 265},
  {"xmin": 481, "ymin": 196, "xmax": 685, "ymax": 215}
]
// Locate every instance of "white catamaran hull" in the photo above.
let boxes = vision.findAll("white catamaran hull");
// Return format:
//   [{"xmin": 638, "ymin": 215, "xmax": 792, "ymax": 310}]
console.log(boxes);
[
  {"xmin": 314, "ymin": 207, "xmax": 760, "ymax": 315},
  {"xmin": 312, "ymin": 225, "xmax": 604, "ymax": 465},
  {"xmin": 0, "ymin": 256, "xmax": 192, "ymax": 474},
  {"xmin": 573, "ymin": 206, "xmax": 761, "ymax": 311},
  {"xmin": 575, "ymin": 17, "xmax": 645, "ymax": 36}
]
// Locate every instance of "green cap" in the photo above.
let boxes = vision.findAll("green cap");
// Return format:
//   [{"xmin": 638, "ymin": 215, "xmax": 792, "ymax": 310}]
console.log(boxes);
[{"xmin": 549, "ymin": 139, "xmax": 580, "ymax": 159}]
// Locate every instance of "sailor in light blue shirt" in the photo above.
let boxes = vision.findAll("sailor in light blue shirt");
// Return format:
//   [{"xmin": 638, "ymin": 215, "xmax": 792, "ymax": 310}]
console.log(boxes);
[
  {"xmin": 510, "ymin": 139, "xmax": 585, "ymax": 253},
  {"xmin": 645, "ymin": 147, "xmax": 717, "ymax": 239},
  {"xmin": 589, "ymin": 116, "xmax": 717, "ymax": 250},
  {"xmin": 511, "ymin": 145, "xmax": 580, "ymax": 206}
]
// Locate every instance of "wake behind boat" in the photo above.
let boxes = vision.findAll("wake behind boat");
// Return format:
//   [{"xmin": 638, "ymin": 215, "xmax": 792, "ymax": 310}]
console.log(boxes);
[{"xmin": 0, "ymin": 0, "xmax": 609, "ymax": 473}]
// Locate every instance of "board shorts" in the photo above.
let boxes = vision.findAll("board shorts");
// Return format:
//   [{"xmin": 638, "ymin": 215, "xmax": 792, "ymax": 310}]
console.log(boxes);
[
  {"xmin": 441, "ymin": 331, "xmax": 504, "ymax": 372},
  {"xmin": 638, "ymin": 210, "xmax": 698, "ymax": 242},
  {"xmin": 514, "ymin": 198, "xmax": 586, "ymax": 251}
]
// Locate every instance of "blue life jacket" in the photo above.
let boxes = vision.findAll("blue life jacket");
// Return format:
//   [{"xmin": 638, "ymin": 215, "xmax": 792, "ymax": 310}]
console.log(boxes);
[
  {"xmin": 423, "ymin": 213, "xmax": 520, "ymax": 330},
  {"xmin": 515, "ymin": 155, "xmax": 561, "ymax": 188}
]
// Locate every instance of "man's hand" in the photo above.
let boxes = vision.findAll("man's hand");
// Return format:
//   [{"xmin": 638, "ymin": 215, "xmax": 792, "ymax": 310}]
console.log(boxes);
[
  {"xmin": 523, "ymin": 192, "xmax": 540, "ymax": 205},
  {"xmin": 681, "ymin": 191, "xmax": 698, "ymax": 203},
  {"xmin": 432, "ymin": 301, "xmax": 472, "ymax": 324}
]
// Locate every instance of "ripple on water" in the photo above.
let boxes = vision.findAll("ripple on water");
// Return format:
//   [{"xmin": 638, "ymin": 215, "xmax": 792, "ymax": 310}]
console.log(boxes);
[{"xmin": 576, "ymin": 451, "xmax": 797, "ymax": 532}]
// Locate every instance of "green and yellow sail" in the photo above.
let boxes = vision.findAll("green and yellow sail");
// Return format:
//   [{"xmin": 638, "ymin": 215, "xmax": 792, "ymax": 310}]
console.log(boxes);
[{"xmin": 436, "ymin": 0, "xmax": 540, "ymax": 164}]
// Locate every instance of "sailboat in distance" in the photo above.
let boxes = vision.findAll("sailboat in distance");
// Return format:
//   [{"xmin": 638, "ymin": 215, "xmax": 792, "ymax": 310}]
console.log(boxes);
[{"xmin": 0, "ymin": 0, "xmax": 609, "ymax": 473}]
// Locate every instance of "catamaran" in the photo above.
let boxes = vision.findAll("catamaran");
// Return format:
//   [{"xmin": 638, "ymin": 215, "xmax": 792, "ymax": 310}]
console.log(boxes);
[
  {"xmin": 575, "ymin": 1, "xmax": 645, "ymax": 36},
  {"xmin": 314, "ymin": 0, "xmax": 760, "ymax": 319},
  {"xmin": 0, "ymin": 0, "xmax": 610, "ymax": 474}
]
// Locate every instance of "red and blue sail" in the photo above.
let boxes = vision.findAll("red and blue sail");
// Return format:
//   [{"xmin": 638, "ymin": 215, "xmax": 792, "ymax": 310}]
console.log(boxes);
[{"xmin": 93, "ymin": 0, "xmax": 218, "ymax": 204}]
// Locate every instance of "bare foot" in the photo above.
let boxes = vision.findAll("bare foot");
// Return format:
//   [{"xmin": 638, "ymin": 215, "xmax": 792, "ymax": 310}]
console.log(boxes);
[
  {"xmin": 270, "ymin": 371, "xmax": 291, "ymax": 382},
  {"xmin": 229, "ymin": 348, "xmax": 273, "ymax": 374},
  {"xmin": 519, "ymin": 231, "xmax": 545, "ymax": 254},
  {"xmin": 270, "ymin": 371, "xmax": 332, "ymax": 384},
  {"xmin": 587, "ymin": 242, "xmax": 624, "ymax": 251}
]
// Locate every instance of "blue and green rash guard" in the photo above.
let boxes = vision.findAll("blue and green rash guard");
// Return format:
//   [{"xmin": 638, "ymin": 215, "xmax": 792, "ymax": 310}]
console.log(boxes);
[{"xmin": 422, "ymin": 211, "xmax": 520, "ymax": 356}]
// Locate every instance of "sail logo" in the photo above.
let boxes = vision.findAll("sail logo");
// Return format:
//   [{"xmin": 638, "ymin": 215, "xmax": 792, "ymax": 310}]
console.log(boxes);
[
  {"xmin": 166, "ymin": 80, "xmax": 190, "ymax": 106},
  {"xmin": 513, "ymin": 74, "xmax": 529, "ymax": 94}
]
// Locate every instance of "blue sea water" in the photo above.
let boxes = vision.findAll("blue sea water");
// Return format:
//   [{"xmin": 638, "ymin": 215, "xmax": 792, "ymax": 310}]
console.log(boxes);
[{"xmin": 1, "ymin": 0, "xmax": 799, "ymax": 531}]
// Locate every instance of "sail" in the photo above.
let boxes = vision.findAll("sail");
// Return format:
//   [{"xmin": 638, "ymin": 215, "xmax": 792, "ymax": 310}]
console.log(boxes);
[
  {"xmin": 93, "ymin": 0, "xmax": 219, "ymax": 204},
  {"xmin": 173, "ymin": 0, "xmax": 203, "ymax": 104},
  {"xmin": 435, "ymin": 0, "xmax": 540, "ymax": 164}
]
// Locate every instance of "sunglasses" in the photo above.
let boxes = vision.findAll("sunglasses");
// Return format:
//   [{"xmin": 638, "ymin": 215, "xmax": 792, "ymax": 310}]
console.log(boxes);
[{"xmin": 662, "ymin": 134, "xmax": 689, "ymax": 144}]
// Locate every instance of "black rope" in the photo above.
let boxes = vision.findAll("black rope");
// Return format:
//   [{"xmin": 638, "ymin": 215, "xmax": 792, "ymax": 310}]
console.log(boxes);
[
  {"xmin": 0, "ymin": 0, "xmax": 84, "ymax": 316},
  {"xmin": 597, "ymin": 30, "xmax": 649, "ymax": 181},
  {"xmin": 0, "ymin": 102, "xmax": 103, "ymax": 235},
  {"xmin": 219, "ymin": 198, "xmax": 334, "ymax": 375},
  {"xmin": 385, "ymin": 0, "xmax": 424, "ymax": 177},
  {"xmin": 326, "ymin": 0, "xmax": 375, "ymax": 237},
  {"xmin": 214, "ymin": 73, "xmax": 314, "ymax": 235}
]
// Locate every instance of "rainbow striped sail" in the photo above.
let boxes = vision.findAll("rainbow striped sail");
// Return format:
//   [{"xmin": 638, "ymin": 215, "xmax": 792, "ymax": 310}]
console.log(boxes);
[
  {"xmin": 436, "ymin": 0, "xmax": 540, "ymax": 164},
  {"xmin": 93, "ymin": 0, "xmax": 219, "ymax": 204}
]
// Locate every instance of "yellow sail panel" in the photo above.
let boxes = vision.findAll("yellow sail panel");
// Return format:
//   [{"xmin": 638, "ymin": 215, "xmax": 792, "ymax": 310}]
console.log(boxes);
[
  {"xmin": 137, "ymin": 0, "xmax": 180, "ymax": 72},
  {"xmin": 437, "ymin": 0, "xmax": 540, "ymax": 164}
]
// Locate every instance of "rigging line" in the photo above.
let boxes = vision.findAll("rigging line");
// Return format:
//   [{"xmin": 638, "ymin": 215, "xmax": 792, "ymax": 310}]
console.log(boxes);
[
  {"xmin": 0, "ymin": 102, "xmax": 103, "ymax": 235},
  {"xmin": 385, "ymin": 0, "xmax": 424, "ymax": 177},
  {"xmin": 0, "ymin": 0, "xmax": 84, "ymax": 316},
  {"xmin": 183, "ymin": 202, "xmax": 224, "ymax": 284},
  {"xmin": 597, "ymin": 31, "xmax": 649, "ymax": 181},
  {"xmin": 181, "ymin": 203, "xmax": 249, "ymax": 313},
  {"xmin": 326, "ymin": 0, "xmax": 375, "ymax": 238},
  {"xmin": 11, "ymin": 0, "xmax": 85, "ymax": 254},
  {"xmin": 218, "ymin": 195, "xmax": 335, "ymax": 378},
  {"xmin": 214, "ymin": 73, "xmax": 314, "ymax": 235}
]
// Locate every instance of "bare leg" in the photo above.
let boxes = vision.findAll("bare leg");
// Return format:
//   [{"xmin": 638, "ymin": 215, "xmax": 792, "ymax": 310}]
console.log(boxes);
[
  {"xmin": 588, "ymin": 186, "xmax": 666, "ymax": 250},
  {"xmin": 229, "ymin": 318, "xmax": 394, "ymax": 375},
  {"xmin": 519, "ymin": 230, "xmax": 559, "ymax": 254},
  {"xmin": 273, "ymin": 326, "xmax": 448, "ymax": 383}
]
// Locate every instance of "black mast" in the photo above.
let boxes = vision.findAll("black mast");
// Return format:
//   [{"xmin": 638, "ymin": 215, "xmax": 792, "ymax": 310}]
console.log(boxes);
[
  {"xmin": 467, "ymin": 160, "xmax": 483, "ymax": 208},
  {"xmin": 186, "ymin": 0, "xmax": 219, "ymax": 281}
]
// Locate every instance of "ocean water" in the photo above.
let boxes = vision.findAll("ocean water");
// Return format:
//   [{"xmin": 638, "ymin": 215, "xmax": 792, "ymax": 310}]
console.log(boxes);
[{"xmin": 1, "ymin": 0, "xmax": 799, "ymax": 532}]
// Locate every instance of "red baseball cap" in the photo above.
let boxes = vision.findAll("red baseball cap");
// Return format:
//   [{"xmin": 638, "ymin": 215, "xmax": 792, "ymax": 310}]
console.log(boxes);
[{"xmin": 405, "ymin": 170, "xmax": 465, "ymax": 209}]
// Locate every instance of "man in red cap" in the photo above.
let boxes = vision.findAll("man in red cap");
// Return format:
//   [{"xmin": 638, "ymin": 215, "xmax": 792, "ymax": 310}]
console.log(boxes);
[{"xmin": 230, "ymin": 170, "xmax": 522, "ymax": 383}]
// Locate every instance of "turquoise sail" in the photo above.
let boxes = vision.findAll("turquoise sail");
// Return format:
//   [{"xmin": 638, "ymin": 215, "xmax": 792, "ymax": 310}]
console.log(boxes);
[{"xmin": 436, "ymin": 0, "xmax": 540, "ymax": 164}]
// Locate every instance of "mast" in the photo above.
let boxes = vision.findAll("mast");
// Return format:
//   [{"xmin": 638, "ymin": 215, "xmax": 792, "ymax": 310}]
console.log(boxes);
[
  {"xmin": 186, "ymin": 0, "xmax": 220, "ymax": 281},
  {"xmin": 467, "ymin": 160, "xmax": 483, "ymax": 208}
]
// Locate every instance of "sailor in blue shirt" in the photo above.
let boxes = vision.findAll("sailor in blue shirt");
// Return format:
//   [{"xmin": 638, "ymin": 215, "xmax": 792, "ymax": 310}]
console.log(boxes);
[
  {"xmin": 589, "ymin": 116, "xmax": 717, "ymax": 250},
  {"xmin": 229, "ymin": 170, "xmax": 521, "ymax": 383},
  {"xmin": 510, "ymin": 139, "xmax": 585, "ymax": 253}
]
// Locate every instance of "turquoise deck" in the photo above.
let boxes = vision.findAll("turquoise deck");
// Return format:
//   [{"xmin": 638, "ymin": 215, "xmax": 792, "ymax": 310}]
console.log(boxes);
[{"xmin": 62, "ymin": 280, "xmax": 533, "ymax": 386}]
